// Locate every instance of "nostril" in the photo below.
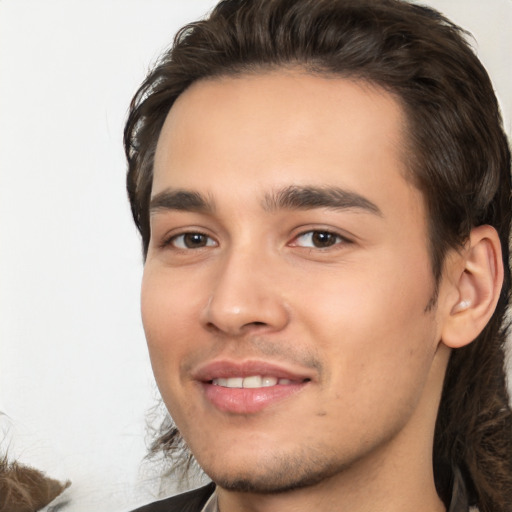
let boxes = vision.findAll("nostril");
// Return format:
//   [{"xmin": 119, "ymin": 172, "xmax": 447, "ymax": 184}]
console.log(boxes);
[
  {"xmin": 241, "ymin": 321, "xmax": 270, "ymax": 331},
  {"xmin": 205, "ymin": 322, "xmax": 223, "ymax": 334}
]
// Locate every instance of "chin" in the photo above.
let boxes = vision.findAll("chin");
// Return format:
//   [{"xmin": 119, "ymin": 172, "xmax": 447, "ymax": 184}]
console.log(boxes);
[{"xmin": 201, "ymin": 452, "xmax": 347, "ymax": 495}]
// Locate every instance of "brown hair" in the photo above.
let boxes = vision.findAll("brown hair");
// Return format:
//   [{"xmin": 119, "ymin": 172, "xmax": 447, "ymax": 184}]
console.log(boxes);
[
  {"xmin": 0, "ymin": 455, "xmax": 70, "ymax": 512},
  {"xmin": 124, "ymin": 1, "xmax": 512, "ymax": 510}
]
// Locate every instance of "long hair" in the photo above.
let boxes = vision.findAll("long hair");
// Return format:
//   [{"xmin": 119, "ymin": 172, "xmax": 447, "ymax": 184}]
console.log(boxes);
[{"xmin": 124, "ymin": 1, "xmax": 512, "ymax": 510}]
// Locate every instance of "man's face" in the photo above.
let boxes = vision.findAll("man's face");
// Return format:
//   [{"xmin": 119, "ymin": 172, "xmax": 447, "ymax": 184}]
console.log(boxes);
[{"xmin": 142, "ymin": 71, "xmax": 449, "ymax": 492}]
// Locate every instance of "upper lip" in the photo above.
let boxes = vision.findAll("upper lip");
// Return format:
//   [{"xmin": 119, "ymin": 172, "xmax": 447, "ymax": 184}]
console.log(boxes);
[{"xmin": 192, "ymin": 359, "xmax": 314, "ymax": 383}]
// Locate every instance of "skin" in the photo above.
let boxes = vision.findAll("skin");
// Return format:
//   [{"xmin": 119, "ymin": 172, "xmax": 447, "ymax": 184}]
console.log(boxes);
[{"xmin": 142, "ymin": 71, "xmax": 459, "ymax": 512}]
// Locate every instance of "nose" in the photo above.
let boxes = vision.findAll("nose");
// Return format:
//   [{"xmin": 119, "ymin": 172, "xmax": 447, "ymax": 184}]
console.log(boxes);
[{"xmin": 200, "ymin": 250, "xmax": 290, "ymax": 337}]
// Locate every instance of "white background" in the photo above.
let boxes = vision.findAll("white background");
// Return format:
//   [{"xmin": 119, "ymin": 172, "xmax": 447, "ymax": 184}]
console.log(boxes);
[{"xmin": 0, "ymin": 1, "xmax": 511, "ymax": 511}]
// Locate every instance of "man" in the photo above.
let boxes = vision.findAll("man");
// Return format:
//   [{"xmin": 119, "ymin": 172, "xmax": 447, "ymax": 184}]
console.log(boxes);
[{"xmin": 125, "ymin": 0, "xmax": 512, "ymax": 511}]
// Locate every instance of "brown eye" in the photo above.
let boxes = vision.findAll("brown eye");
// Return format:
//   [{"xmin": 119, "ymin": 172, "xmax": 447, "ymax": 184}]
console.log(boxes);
[
  {"xmin": 171, "ymin": 233, "xmax": 216, "ymax": 249},
  {"xmin": 311, "ymin": 231, "xmax": 338, "ymax": 248},
  {"xmin": 293, "ymin": 230, "xmax": 345, "ymax": 248}
]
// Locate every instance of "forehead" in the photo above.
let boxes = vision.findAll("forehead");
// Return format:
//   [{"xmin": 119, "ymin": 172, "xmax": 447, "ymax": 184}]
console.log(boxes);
[{"xmin": 152, "ymin": 70, "xmax": 417, "ymax": 217}]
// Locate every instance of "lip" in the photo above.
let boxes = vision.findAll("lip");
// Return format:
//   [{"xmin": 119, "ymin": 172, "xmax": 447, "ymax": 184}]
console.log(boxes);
[
  {"xmin": 193, "ymin": 359, "xmax": 313, "ymax": 414},
  {"xmin": 193, "ymin": 359, "xmax": 314, "ymax": 381}
]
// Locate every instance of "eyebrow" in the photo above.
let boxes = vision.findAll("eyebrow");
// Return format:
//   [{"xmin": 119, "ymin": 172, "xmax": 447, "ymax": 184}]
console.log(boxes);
[
  {"xmin": 263, "ymin": 185, "xmax": 382, "ymax": 216},
  {"xmin": 150, "ymin": 189, "xmax": 215, "ymax": 214},
  {"xmin": 149, "ymin": 185, "xmax": 382, "ymax": 217}
]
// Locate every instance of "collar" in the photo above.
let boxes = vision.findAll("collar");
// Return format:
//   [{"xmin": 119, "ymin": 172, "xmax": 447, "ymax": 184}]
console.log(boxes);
[{"xmin": 201, "ymin": 490, "xmax": 218, "ymax": 512}]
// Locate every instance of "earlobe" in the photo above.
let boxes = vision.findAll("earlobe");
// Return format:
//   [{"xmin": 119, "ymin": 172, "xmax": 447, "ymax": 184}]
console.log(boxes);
[{"xmin": 441, "ymin": 225, "xmax": 504, "ymax": 349}]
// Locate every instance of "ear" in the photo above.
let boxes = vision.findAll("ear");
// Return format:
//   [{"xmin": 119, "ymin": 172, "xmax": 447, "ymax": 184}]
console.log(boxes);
[{"xmin": 441, "ymin": 225, "xmax": 504, "ymax": 349}]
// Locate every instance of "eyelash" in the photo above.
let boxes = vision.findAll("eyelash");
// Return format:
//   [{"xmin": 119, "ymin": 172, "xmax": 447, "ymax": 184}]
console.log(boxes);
[
  {"xmin": 161, "ymin": 229, "xmax": 351, "ymax": 251},
  {"xmin": 162, "ymin": 232, "xmax": 216, "ymax": 250},
  {"xmin": 290, "ymin": 230, "xmax": 351, "ymax": 249}
]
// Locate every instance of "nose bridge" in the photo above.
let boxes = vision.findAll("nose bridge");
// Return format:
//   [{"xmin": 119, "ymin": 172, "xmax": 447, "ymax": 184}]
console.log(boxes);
[{"xmin": 201, "ymin": 241, "xmax": 288, "ymax": 335}]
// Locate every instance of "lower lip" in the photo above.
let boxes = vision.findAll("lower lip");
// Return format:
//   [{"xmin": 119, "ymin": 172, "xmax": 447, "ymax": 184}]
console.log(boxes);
[{"xmin": 202, "ymin": 382, "xmax": 307, "ymax": 414}]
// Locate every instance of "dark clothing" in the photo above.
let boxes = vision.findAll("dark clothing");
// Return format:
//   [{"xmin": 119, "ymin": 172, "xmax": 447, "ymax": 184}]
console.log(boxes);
[
  {"xmin": 130, "ymin": 483, "xmax": 215, "ymax": 512},
  {"xmin": 131, "ymin": 475, "xmax": 470, "ymax": 512}
]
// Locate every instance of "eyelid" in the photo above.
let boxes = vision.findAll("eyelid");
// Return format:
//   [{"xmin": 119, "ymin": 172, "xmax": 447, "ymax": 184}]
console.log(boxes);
[
  {"xmin": 289, "ymin": 228, "xmax": 353, "ymax": 249},
  {"xmin": 160, "ymin": 229, "xmax": 218, "ymax": 250}
]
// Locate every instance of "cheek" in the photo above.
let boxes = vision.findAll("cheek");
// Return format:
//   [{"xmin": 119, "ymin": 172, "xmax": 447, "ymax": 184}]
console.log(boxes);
[
  {"xmin": 140, "ymin": 268, "xmax": 201, "ymax": 425},
  {"xmin": 140, "ymin": 267, "xmax": 197, "ymax": 372},
  {"xmin": 294, "ymin": 252, "xmax": 437, "ymax": 387},
  {"xmin": 300, "ymin": 261, "xmax": 432, "ymax": 332}
]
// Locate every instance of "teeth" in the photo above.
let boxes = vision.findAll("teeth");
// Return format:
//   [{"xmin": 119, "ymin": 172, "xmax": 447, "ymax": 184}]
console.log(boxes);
[
  {"xmin": 243, "ymin": 375, "xmax": 264, "ymax": 388},
  {"xmin": 226, "ymin": 377, "xmax": 244, "ymax": 388},
  {"xmin": 212, "ymin": 375, "xmax": 288, "ymax": 388},
  {"xmin": 262, "ymin": 376, "xmax": 278, "ymax": 387}
]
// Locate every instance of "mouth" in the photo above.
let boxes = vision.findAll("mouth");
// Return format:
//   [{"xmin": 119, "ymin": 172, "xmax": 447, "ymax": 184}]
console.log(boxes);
[
  {"xmin": 211, "ymin": 375, "xmax": 305, "ymax": 388},
  {"xmin": 194, "ymin": 360, "xmax": 313, "ymax": 414}
]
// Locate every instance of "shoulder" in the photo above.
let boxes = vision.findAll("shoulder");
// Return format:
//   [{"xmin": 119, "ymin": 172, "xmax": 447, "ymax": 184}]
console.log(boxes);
[{"xmin": 130, "ymin": 483, "xmax": 216, "ymax": 512}]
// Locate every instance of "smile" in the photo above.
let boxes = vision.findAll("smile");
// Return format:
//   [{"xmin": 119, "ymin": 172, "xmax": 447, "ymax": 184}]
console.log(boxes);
[
  {"xmin": 211, "ymin": 376, "xmax": 295, "ymax": 388},
  {"xmin": 194, "ymin": 360, "xmax": 313, "ymax": 414}
]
